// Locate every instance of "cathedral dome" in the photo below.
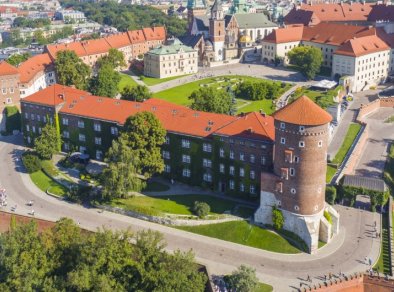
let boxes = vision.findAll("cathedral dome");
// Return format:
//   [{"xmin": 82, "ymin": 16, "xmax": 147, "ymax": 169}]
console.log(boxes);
[{"xmin": 239, "ymin": 35, "xmax": 252, "ymax": 43}]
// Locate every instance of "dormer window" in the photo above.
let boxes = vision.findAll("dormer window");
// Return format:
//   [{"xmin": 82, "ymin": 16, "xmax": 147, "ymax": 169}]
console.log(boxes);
[{"xmin": 280, "ymin": 122, "xmax": 285, "ymax": 129}]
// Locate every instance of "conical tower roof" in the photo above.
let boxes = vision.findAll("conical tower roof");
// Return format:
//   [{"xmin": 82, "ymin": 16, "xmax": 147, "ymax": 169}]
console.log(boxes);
[{"xmin": 273, "ymin": 95, "xmax": 332, "ymax": 126}]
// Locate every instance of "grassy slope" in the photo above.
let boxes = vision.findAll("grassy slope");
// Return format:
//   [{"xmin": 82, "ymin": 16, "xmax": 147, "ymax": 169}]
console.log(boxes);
[
  {"xmin": 153, "ymin": 75, "xmax": 290, "ymax": 115},
  {"xmin": 332, "ymin": 123, "xmax": 361, "ymax": 164},
  {"xmin": 374, "ymin": 211, "xmax": 391, "ymax": 274},
  {"xmin": 110, "ymin": 194, "xmax": 255, "ymax": 217},
  {"xmin": 30, "ymin": 170, "xmax": 68, "ymax": 197},
  {"xmin": 118, "ymin": 73, "xmax": 138, "ymax": 91},
  {"xmin": 177, "ymin": 220, "xmax": 301, "ymax": 254}
]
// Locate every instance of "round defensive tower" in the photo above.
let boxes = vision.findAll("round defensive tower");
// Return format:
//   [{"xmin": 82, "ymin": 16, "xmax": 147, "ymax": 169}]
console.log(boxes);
[
  {"xmin": 272, "ymin": 95, "xmax": 332, "ymax": 216},
  {"xmin": 254, "ymin": 95, "xmax": 340, "ymax": 253}
]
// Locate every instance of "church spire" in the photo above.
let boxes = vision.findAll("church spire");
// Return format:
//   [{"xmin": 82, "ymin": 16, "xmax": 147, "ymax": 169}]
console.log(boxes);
[{"xmin": 211, "ymin": 0, "xmax": 224, "ymax": 20}]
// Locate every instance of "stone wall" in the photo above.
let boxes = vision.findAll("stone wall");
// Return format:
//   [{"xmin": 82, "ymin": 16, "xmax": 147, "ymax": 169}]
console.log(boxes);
[
  {"xmin": 357, "ymin": 97, "xmax": 394, "ymax": 121},
  {"xmin": 343, "ymin": 124, "xmax": 369, "ymax": 176},
  {"xmin": 0, "ymin": 211, "xmax": 56, "ymax": 233}
]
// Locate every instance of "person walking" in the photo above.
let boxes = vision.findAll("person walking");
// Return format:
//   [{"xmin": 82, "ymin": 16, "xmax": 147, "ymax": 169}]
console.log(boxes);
[{"xmin": 307, "ymin": 274, "xmax": 311, "ymax": 282}]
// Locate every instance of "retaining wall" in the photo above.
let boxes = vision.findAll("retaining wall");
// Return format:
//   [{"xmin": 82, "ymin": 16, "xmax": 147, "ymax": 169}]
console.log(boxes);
[
  {"xmin": 358, "ymin": 97, "xmax": 394, "ymax": 121},
  {"xmin": 343, "ymin": 124, "xmax": 369, "ymax": 176}
]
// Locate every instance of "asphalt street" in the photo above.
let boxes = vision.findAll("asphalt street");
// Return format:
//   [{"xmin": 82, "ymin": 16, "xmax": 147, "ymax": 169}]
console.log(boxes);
[{"xmin": 0, "ymin": 135, "xmax": 381, "ymax": 291}]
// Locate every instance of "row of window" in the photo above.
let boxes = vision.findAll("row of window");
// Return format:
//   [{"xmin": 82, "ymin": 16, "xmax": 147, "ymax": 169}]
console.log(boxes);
[
  {"xmin": 25, "ymin": 113, "xmax": 50, "ymax": 123},
  {"xmin": 280, "ymin": 137, "xmax": 323, "ymax": 148},
  {"xmin": 61, "ymin": 118, "xmax": 119, "ymax": 135},
  {"xmin": 280, "ymin": 122, "xmax": 305, "ymax": 132},
  {"xmin": 1, "ymin": 87, "xmax": 15, "ymax": 94}
]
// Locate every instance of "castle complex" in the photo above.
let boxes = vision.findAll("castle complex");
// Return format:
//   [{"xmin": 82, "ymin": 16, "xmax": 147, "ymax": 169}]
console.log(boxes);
[{"xmin": 20, "ymin": 84, "xmax": 338, "ymax": 252}]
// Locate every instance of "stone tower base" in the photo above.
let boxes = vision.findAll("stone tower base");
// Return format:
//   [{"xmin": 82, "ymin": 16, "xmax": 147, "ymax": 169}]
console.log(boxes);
[{"xmin": 254, "ymin": 191, "xmax": 340, "ymax": 253}]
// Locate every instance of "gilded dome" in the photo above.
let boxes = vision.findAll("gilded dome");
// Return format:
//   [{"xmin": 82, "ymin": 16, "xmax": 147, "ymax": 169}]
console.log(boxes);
[{"xmin": 239, "ymin": 35, "xmax": 252, "ymax": 43}]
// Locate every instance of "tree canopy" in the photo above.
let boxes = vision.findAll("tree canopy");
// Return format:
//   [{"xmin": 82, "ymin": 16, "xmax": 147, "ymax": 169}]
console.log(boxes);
[
  {"xmin": 0, "ymin": 218, "xmax": 207, "ymax": 291},
  {"xmin": 225, "ymin": 265, "xmax": 259, "ymax": 292},
  {"xmin": 235, "ymin": 81, "xmax": 282, "ymax": 101},
  {"xmin": 288, "ymin": 46, "xmax": 323, "ymax": 80},
  {"xmin": 55, "ymin": 50, "xmax": 91, "ymax": 90},
  {"xmin": 121, "ymin": 84, "xmax": 152, "ymax": 102},
  {"xmin": 88, "ymin": 63, "xmax": 120, "ymax": 98},
  {"xmin": 60, "ymin": 0, "xmax": 187, "ymax": 37},
  {"xmin": 34, "ymin": 123, "xmax": 61, "ymax": 160},
  {"xmin": 189, "ymin": 87, "xmax": 233, "ymax": 114},
  {"xmin": 97, "ymin": 48, "xmax": 126, "ymax": 69},
  {"xmin": 6, "ymin": 52, "xmax": 31, "ymax": 66}
]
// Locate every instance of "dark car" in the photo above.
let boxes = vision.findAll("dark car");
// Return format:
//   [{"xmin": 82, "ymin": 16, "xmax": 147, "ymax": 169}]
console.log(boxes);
[{"xmin": 69, "ymin": 152, "xmax": 90, "ymax": 165}]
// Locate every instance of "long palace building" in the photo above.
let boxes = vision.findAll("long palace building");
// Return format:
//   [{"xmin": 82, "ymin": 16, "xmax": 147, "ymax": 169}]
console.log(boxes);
[{"xmin": 20, "ymin": 84, "xmax": 339, "ymax": 252}]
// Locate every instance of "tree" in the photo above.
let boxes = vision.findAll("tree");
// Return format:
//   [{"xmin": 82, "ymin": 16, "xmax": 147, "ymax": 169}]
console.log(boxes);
[
  {"xmin": 272, "ymin": 206, "xmax": 284, "ymax": 231},
  {"xmin": 325, "ymin": 186, "xmax": 337, "ymax": 205},
  {"xmin": 34, "ymin": 123, "xmax": 61, "ymax": 160},
  {"xmin": 189, "ymin": 87, "xmax": 232, "ymax": 114},
  {"xmin": 123, "ymin": 112, "xmax": 166, "ymax": 178},
  {"xmin": 97, "ymin": 48, "xmax": 126, "ymax": 69},
  {"xmin": 121, "ymin": 84, "xmax": 152, "ymax": 102},
  {"xmin": 22, "ymin": 153, "xmax": 41, "ymax": 173},
  {"xmin": 101, "ymin": 134, "xmax": 145, "ymax": 199},
  {"xmin": 288, "ymin": 46, "xmax": 323, "ymax": 80},
  {"xmin": 193, "ymin": 201, "xmax": 210, "ymax": 218},
  {"xmin": 225, "ymin": 265, "xmax": 259, "ymax": 292},
  {"xmin": 55, "ymin": 50, "xmax": 91, "ymax": 90},
  {"xmin": 6, "ymin": 52, "xmax": 31, "ymax": 66},
  {"xmin": 88, "ymin": 63, "xmax": 120, "ymax": 97}
]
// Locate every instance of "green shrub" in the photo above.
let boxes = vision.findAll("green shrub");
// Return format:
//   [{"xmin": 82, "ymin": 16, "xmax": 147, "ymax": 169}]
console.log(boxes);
[
  {"xmin": 4, "ymin": 106, "xmax": 21, "ymax": 134},
  {"xmin": 325, "ymin": 186, "xmax": 337, "ymax": 205},
  {"xmin": 22, "ymin": 153, "xmax": 41, "ymax": 173},
  {"xmin": 65, "ymin": 185, "xmax": 92, "ymax": 203},
  {"xmin": 324, "ymin": 211, "xmax": 332, "ymax": 225},
  {"xmin": 272, "ymin": 207, "xmax": 284, "ymax": 231},
  {"xmin": 192, "ymin": 201, "xmax": 210, "ymax": 218}
]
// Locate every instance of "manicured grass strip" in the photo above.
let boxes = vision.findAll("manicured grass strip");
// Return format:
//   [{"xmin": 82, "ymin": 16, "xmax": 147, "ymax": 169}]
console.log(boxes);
[
  {"xmin": 118, "ymin": 73, "xmax": 138, "ymax": 91},
  {"xmin": 177, "ymin": 221, "xmax": 302, "ymax": 254},
  {"xmin": 154, "ymin": 75, "xmax": 290, "ymax": 114},
  {"xmin": 30, "ymin": 170, "xmax": 68, "ymax": 197},
  {"xmin": 110, "ymin": 194, "xmax": 251, "ymax": 217},
  {"xmin": 256, "ymin": 282, "xmax": 273, "ymax": 292},
  {"xmin": 374, "ymin": 211, "xmax": 391, "ymax": 274},
  {"xmin": 326, "ymin": 165, "xmax": 337, "ymax": 183},
  {"xmin": 143, "ymin": 181, "xmax": 170, "ymax": 192},
  {"xmin": 141, "ymin": 74, "xmax": 190, "ymax": 86},
  {"xmin": 41, "ymin": 160, "xmax": 59, "ymax": 177},
  {"xmin": 332, "ymin": 123, "xmax": 362, "ymax": 164},
  {"xmin": 384, "ymin": 144, "xmax": 394, "ymax": 193},
  {"xmin": 385, "ymin": 115, "xmax": 394, "ymax": 123}
]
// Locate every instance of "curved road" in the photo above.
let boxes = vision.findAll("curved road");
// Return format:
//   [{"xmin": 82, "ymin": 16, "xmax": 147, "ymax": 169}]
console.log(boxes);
[{"xmin": 0, "ymin": 135, "xmax": 380, "ymax": 291}]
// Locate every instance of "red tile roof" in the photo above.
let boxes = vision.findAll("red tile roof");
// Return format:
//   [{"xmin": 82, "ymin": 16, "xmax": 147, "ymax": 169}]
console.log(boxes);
[
  {"xmin": 0, "ymin": 61, "xmax": 18, "ymax": 76},
  {"xmin": 104, "ymin": 32, "xmax": 132, "ymax": 48},
  {"xmin": 142, "ymin": 27, "xmax": 166, "ymax": 41},
  {"xmin": 285, "ymin": 3, "xmax": 373, "ymax": 25},
  {"xmin": 18, "ymin": 53, "xmax": 53, "ymax": 84},
  {"xmin": 46, "ymin": 42, "xmax": 87, "ymax": 59},
  {"xmin": 335, "ymin": 34, "xmax": 390, "ymax": 57},
  {"xmin": 80, "ymin": 39, "xmax": 112, "ymax": 55},
  {"xmin": 263, "ymin": 26, "xmax": 304, "ymax": 44},
  {"xmin": 22, "ymin": 84, "xmax": 274, "ymax": 141},
  {"xmin": 127, "ymin": 30, "xmax": 146, "ymax": 44},
  {"xmin": 273, "ymin": 95, "xmax": 332, "ymax": 126}
]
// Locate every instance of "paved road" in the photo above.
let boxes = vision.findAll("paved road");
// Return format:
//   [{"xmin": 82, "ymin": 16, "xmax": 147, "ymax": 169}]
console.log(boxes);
[
  {"xmin": 354, "ymin": 107, "xmax": 394, "ymax": 178},
  {"xmin": 0, "ymin": 135, "xmax": 381, "ymax": 291}
]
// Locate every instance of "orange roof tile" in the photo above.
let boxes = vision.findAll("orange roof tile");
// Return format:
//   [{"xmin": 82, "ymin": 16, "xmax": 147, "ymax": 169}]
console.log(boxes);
[
  {"xmin": 215, "ymin": 112, "xmax": 275, "ymax": 141},
  {"xmin": 335, "ymin": 35, "xmax": 390, "ymax": 57},
  {"xmin": 46, "ymin": 42, "xmax": 87, "ymax": 59},
  {"xmin": 142, "ymin": 27, "xmax": 166, "ymax": 41},
  {"xmin": 18, "ymin": 53, "xmax": 53, "ymax": 84},
  {"xmin": 0, "ymin": 61, "xmax": 19, "ymax": 76},
  {"xmin": 273, "ymin": 95, "xmax": 332, "ymax": 126},
  {"xmin": 22, "ymin": 84, "xmax": 274, "ymax": 141},
  {"xmin": 81, "ymin": 39, "xmax": 112, "ymax": 55},
  {"xmin": 127, "ymin": 30, "xmax": 146, "ymax": 44},
  {"xmin": 104, "ymin": 32, "xmax": 132, "ymax": 48},
  {"xmin": 263, "ymin": 26, "xmax": 303, "ymax": 44}
]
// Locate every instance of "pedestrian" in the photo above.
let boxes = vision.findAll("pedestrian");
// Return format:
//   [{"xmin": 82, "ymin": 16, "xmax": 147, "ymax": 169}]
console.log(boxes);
[
  {"xmin": 299, "ymin": 282, "xmax": 302, "ymax": 288},
  {"xmin": 374, "ymin": 220, "xmax": 376, "ymax": 227},
  {"xmin": 307, "ymin": 274, "xmax": 311, "ymax": 282},
  {"xmin": 324, "ymin": 274, "xmax": 327, "ymax": 281},
  {"xmin": 369, "ymin": 258, "xmax": 372, "ymax": 266},
  {"xmin": 31, "ymin": 209, "xmax": 34, "ymax": 216},
  {"xmin": 364, "ymin": 256, "xmax": 368, "ymax": 264}
]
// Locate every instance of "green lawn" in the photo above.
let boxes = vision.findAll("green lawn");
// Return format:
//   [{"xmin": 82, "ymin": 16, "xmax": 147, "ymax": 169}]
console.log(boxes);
[
  {"xmin": 384, "ymin": 144, "xmax": 394, "ymax": 194},
  {"xmin": 118, "ymin": 73, "xmax": 138, "ymax": 91},
  {"xmin": 110, "ymin": 194, "xmax": 255, "ymax": 218},
  {"xmin": 332, "ymin": 123, "xmax": 362, "ymax": 164},
  {"xmin": 255, "ymin": 283, "xmax": 273, "ymax": 292},
  {"xmin": 290, "ymin": 86, "xmax": 341, "ymax": 109},
  {"xmin": 374, "ymin": 212, "xmax": 390, "ymax": 274},
  {"xmin": 30, "ymin": 170, "xmax": 68, "ymax": 197},
  {"xmin": 143, "ymin": 181, "xmax": 170, "ymax": 192},
  {"xmin": 177, "ymin": 221, "xmax": 302, "ymax": 254},
  {"xmin": 141, "ymin": 74, "xmax": 190, "ymax": 86},
  {"xmin": 153, "ymin": 75, "xmax": 290, "ymax": 115},
  {"xmin": 326, "ymin": 165, "xmax": 338, "ymax": 183}
]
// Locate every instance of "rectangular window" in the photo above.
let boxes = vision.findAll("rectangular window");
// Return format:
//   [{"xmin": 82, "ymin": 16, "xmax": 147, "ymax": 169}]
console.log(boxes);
[
  {"xmin": 281, "ymin": 137, "xmax": 286, "ymax": 145},
  {"xmin": 62, "ymin": 118, "xmax": 68, "ymax": 125},
  {"xmin": 203, "ymin": 158, "xmax": 212, "ymax": 168},
  {"xmin": 229, "ymin": 180, "xmax": 234, "ymax": 190},
  {"xmin": 229, "ymin": 166, "xmax": 235, "ymax": 175},
  {"xmin": 294, "ymin": 156, "xmax": 300, "ymax": 163},
  {"xmin": 24, "ymin": 112, "xmax": 28, "ymax": 119},
  {"xmin": 229, "ymin": 150, "xmax": 234, "ymax": 160},
  {"xmin": 80, "ymin": 146, "xmax": 86, "ymax": 153},
  {"xmin": 203, "ymin": 173, "xmax": 212, "ymax": 182},
  {"xmin": 299, "ymin": 141, "xmax": 305, "ymax": 148},
  {"xmin": 164, "ymin": 165, "xmax": 171, "ymax": 173},
  {"xmin": 285, "ymin": 150, "xmax": 293, "ymax": 163},
  {"xmin": 110, "ymin": 126, "xmax": 118, "ymax": 136},
  {"xmin": 96, "ymin": 150, "xmax": 103, "ymax": 160},
  {"xmin": 290, "ymin": 168, "xmax": 295, "ymax": 176},
  {"xmin": 78, "ymin": 120, "xmax": 85, "ymax": 128},
  {"xmin": 219, "ymin": 148, "xmax": 224, "ymax": 158},
  {"xmin": 219, "ymin": 163, "xmax": 225, "ymax": 173},
  {"xmin": 182, "ymin": 154, "xmax": 190, "ymax": 163},
  {"xmin": 64, "ymin": 143, "xmax": 70, "ymax": 151},
  {"xmin": 63, "ymin": 131, "xmax": 70, "ymax": 138},
  {"xmin": 181, "ymin": 139, "xmax": 190, "ymax": 148},
  {"xmin": 250, "ymin": 170, "xmax": 255, "ymax": 180},
  {"xmin": 240, "ymin": 183, "xmax": 245, "ymax": 192},
  {"xmin": 203, "ymin": 143, "xmax": 212, "ymax": 152},
  {"xmin": 43, "ymin": 116, "xmax": 47, "ymax": 123},
  {"xmin": 36, "ymin": 115, "xmax": 41, "ymax": 122},
  {"xmin": 250, "ymin": 185, "xmax": 255, "ymax": 194},
  {"xmin": 26, "ymin": 125, "xmax": 30, "ymax": 132},
  {"xmin": 250, "ymin": 154, "xmax": 255, "ymax": 163},
  {"xmin": 31, "ymin": 113, "xmax": 35, "ymax": 120},
  {"xmin": 280, "ymin": 122, "xmax": 285, "ymax": 129},
  {"xmin": 239, "ymin": 152, "xmax": 245, "ymax": 161},
  {"xmin": 165, "ymin": 136, "xmax": 170, "ymax": 144},
  {"xmin": 240, "ymin": 168, "xmax": 245, "ymax": 177},
  {"xmin": 79, "ymin": 134, "xmax": 86, "ymax": 142},
  {"xmin": 94, "ymin": 122, "xmax": 101, "ymax": 132},
  {"xmin": 261, "ymin": 156, "xmax": 266, "ymax": 165},
  {"xmin": 32, "ymin": 126, "xmax": 36, "ymax": 133},
  {"xmin": 182, "ymin": 168, "xmax": 191, "ymax": 177},
  {"xmin": 281, "ymin": 168, "xmax": 289, "ymax": 180},
  {"xmin": 162, "ymin": 150, "xmax": 170, "ymax": 159},
  {"xmin": 94, "ymin": 137, "xmax": 102, "ymax": 145},
  {"xmin": 276, "ymin": 182, "xmax": 283, "ymax": 193}
]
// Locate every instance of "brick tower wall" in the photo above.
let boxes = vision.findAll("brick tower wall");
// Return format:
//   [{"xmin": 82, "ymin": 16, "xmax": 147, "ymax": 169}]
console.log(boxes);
[{"xmin": 273, "ymin": 120, "xmax": 329, "ymax": 216}]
